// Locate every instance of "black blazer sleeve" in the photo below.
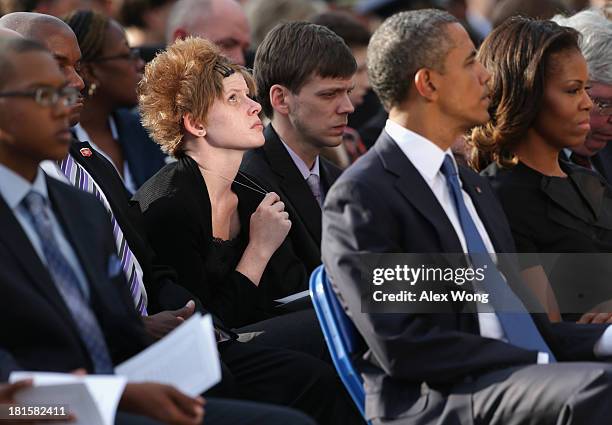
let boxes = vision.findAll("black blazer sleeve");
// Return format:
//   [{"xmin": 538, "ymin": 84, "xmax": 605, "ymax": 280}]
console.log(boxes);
[
  {"xmin": 234, "ymin": 178, "xmax": 309, "ymax": 301},
  {"xmin": 0, "ymin": 348, "xmax": 21, "ymax": 381},
  {"xmin": 138, "ymin": 194, "xmax": 262, "ymax": 328},
  {"xmin": 73, "ymin": 142, "xmax": 204, "ymax": 313}
]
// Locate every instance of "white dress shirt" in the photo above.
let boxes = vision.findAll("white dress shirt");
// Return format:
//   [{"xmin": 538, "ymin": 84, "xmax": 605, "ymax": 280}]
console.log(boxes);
[
  {"xmin": 385, "ymin": 119, "xmax": 509, "ymax": 342},
  {"xmin": 0, "ymin": 164, "xmax": 90, "ymax": 298},
  {"xmin": 281, "ymin": 139, "xmax": 322, "ymax": 190}
]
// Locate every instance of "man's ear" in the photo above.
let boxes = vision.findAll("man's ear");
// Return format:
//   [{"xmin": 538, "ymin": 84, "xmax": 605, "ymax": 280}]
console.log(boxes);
[
  {"xmin": 0, "ymin": 128, "xmax": 15, "ymax": 145},
  {"xmin": 182, "ymin": 113, "xmax": 205, "ymax": 138},
  {"xmin": 80, "ymin": 63, "xmax": 96, "ymax": 85},
  {"xmin": 269, "ymin": 84, "xmax": 291, "ymax": 116},
  {"xmin": 414, "ymin": 68, "xmax": 439, "ymax": 101}
]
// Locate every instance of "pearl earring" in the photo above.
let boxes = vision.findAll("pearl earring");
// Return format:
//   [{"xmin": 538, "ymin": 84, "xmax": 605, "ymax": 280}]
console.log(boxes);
[{"xmin": 88, "ymin": 82, "xmax": 98, "ymax": 97}]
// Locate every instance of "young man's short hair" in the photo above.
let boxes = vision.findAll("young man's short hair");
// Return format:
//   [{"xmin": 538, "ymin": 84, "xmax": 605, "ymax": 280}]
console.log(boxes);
[{"xmin": 254, "ymin": 21, "xmax": 356, "ymax": 118}]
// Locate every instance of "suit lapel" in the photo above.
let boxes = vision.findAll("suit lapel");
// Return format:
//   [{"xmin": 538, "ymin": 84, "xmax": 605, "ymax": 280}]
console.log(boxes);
[
  {"xmin": 567, "ymin": 168, "xmax": 607, "ymax": 219},
  {"xmin": 459, "ymin": 168, "xmax": 508, "ymax": 252},
  {"xmin": 0, "ymin": 185, "xmax": 84, "ymax": 339},
  {"xmin": 69, "ymin": 140, "xmax": 134, "ymax": 221},
  {"xmin": 320, "ymin": 158, "xmax": 341, "ymax": 194},
  {"xmin": 47, "ymin": 178, "xmax": 103, "ymax": 294},
  {"xmin": 375, "ymin": 132, "xmax": 463, "ymax": 253},
  {"xmin": 263, "ymin": 125, "xmax": 322, "ymax": 242},
  {"xmin": 178, "ymin": 156, "xmax": 214, "ymax": 240},
  {"xmin": 47, "ymin": 177, "xmax": 130, "ymax": 320}
]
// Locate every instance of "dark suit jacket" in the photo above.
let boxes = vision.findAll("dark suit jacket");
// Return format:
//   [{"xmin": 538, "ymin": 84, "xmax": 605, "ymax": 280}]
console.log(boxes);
[
  {"xmin": 0, "ymin": 176, "xmax": 151, "ymax": 374},
  {"xmin": 68, "ymin": 140, "xmax": 199, "ymax": 314},
  {"xmin": 561, "ymin": 149, "xmax": 612, "ymax": 184},
  {"xmin": 113, "ymin": 108, "xmax": 167, "ymax": 189},
  {"xmin": 134, "ymin": 155, "xmax": 308, "ymax": 328},
  {"xmin": 591, "ymin": 141, "xmax": 612, "ymax": 184},
  {"xmin": 240, "ymin": 125, "xmax": 342, "ymax": 274},
  {"xmin": 322, "ymin": 131, "xmax": 607, "ymax": 421},
  {"xmin": 592, "ymin": 154, "xmax": 612, "ymax": 184},
  {"xmin": 0, "ymin": 349, "xmax": 21, "ymax": 381},
  {"xmin": 483, "ymin": 160, "xmax": 612, "ymax": 318}
]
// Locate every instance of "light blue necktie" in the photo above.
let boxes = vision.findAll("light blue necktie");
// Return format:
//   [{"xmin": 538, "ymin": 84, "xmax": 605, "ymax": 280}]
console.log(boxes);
[
  {"xmin": 22, "ymin": 191, "xmax": 115, "ymax": 373},
  {"xmin": 440, "ymin": 155, "xmax": 555, "ymax": 361}
]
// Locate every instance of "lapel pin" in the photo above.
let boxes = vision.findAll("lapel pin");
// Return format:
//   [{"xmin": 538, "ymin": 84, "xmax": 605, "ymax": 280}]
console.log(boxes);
[
  {"xmin": 80, "ymin": 147, "xmax": 93, "ymax": 158},
  {"xmin": 475, "ymin": 186, "xmax": 482, "ymax": 194}
]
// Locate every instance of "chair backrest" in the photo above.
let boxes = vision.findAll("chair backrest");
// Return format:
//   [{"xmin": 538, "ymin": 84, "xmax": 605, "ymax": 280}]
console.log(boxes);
[{"xmin": 309, "ymin": 265, "xmax": 368, "ymax": 421}]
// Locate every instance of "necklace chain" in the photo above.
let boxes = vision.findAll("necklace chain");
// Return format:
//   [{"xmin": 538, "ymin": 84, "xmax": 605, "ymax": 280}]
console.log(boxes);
[{"xmin": 195, "ymin": 163, "xmax": 269, "ymax": 196}]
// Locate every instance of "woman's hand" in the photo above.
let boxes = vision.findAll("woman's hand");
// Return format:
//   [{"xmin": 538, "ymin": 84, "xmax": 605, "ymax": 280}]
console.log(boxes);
[
  {"xmin": 248, "ymin": 192, "xmax": 291, "ymax": 257},
  {"xmin": 236, "ymin": 192, "xmax": 291, "ymax": 285}
]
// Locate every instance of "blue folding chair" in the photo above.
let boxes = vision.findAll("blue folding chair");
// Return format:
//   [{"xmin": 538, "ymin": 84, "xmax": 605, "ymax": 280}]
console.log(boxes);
[{"xmin": 309, "ymin": 265, "xmax": 370, "ymax": 423}]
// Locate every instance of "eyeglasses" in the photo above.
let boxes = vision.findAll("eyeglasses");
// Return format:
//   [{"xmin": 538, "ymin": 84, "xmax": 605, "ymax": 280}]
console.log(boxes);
[
  {"xmin": 90, "ymin": 48, "xmax": 141, "ymax": 63},
  {"xmin": 0, "ymin": 86, "xmax": 80, "ymax": 107},
  {"xmin": 592, "ymin": 97, "xmax": 612, "ymax": 116}
]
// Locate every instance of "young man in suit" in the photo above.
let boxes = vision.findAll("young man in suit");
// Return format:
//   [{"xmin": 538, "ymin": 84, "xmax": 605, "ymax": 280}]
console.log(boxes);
[
  {"xmin": 322, "ymin": 9, "xmax": 612, "ymax": 425},
  {"xmin": 0, "ymin": 34, "xmax": 203, "ymax": 425},
  {"xmin": 0, "ymin": 34, "xmax": 317, "ymax": 425},
  {"xmin": 241, "ymin": 21, "xmax": 355, "ymax": 274},
  {"xmin": 0, "ymin": 11, "xmax": 196, "ymax": 337}
]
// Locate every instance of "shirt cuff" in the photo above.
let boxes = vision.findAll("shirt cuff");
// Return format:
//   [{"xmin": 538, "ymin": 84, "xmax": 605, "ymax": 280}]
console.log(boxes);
[
  {"xmin": 594, "ymin": 325, "xmax": 612, "ymax": 358},
  {"xmin": 537, "ymin": 352, "xmax": 550, "ymax": 364}
]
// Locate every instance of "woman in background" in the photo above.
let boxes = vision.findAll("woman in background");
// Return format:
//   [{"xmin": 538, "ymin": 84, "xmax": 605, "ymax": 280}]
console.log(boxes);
[{"xmin": 64, "ymin": 10, "xmax": 167, "ymax": 192}]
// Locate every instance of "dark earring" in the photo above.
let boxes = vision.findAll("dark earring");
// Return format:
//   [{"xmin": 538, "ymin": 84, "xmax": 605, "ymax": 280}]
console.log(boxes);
[{"xmin": 500, "ymin": 149, "xmax": 519, "ymax": 167}]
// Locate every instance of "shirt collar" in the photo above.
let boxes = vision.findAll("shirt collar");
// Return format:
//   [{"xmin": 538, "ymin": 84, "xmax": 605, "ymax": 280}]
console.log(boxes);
[
  {"xmin": 0, "ymin": 163, "xmax": 49, "ymax": 209},
  {"xmin": 384, "ymin": 118, "xmax": 456, "ymax": 183},
  {"xmin": 280, "ymin": 139, "xmax": 320, "ymax": 180}
]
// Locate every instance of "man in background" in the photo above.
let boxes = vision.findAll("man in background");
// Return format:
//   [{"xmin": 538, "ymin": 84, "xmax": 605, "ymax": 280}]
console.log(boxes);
[{"xmin": 166, "ymin": 0, "xmax": 250, "ymax": 65}]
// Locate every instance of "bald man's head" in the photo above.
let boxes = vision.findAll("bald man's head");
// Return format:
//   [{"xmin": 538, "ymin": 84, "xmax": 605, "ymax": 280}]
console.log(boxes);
[
  {"xmin": 0, "ymin": 12, "xmax": 84, "ymax": 125},
  {"xmin": 0, "ymin": 12, "xmax": 71, "ymax": 41},
  {"xmin": 167, "ymin": 0, "xmax": 250, "ymax": 65}
]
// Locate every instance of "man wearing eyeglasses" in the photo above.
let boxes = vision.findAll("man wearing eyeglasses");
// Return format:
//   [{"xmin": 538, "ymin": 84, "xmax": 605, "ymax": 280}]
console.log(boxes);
[
  {"xmin": 0, "ymin": 11, "xmax": 195, "ymax": 338},
  {"xmin": 553, "ymin": 10, "xmax": 612, "ymax": 182},
  {"xmin": 0, "ymin": 35, "xmax": 204, "ymax": 425}
]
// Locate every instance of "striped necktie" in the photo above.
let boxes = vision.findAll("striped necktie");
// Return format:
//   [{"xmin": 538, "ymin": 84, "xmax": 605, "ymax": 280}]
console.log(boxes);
[{"xmin": 58, "ymin": 152, "xmax": 148, "ymax": 315}]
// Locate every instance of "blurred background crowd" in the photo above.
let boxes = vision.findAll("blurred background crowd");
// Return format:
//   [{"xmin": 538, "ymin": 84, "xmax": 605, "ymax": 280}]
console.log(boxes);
[{"xmin": 0, "ymin": 0, "xmax": 610, "ymax": 178}]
